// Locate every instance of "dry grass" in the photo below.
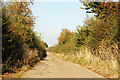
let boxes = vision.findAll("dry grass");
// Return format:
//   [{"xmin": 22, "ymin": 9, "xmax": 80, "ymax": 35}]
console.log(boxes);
[{"xmin": 52, "ymin": 47, "xmax": 118, "ymax": 78}]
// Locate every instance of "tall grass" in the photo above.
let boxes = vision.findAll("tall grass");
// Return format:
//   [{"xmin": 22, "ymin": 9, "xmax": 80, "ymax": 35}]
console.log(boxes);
[{"xmin": 52, "ymin": 46, "xmax": 118, "ymax": 78}]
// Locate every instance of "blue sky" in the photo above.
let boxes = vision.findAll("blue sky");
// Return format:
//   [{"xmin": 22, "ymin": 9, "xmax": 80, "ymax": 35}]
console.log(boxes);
[{"xmin": 31, "ymin": 1, "xmax": 94, "ymax": 47}]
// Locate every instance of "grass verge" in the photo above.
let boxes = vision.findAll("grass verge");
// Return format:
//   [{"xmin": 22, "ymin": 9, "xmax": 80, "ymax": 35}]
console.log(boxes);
[{"xmin": 51, "ymin": 51, "xmax": 118, "ymax": 78}]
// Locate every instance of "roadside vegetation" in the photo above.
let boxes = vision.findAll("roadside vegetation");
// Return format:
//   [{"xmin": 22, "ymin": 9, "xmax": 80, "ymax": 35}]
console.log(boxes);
[
  {"xmin": 48, "ymin": 2, "xmax": 119, "ymax": 78},
  {"xmin": 2, "ymin": 2, "xmax": 47, "ymax": 78}
]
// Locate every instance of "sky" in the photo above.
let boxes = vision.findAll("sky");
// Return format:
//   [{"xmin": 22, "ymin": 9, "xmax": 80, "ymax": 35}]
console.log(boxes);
[{"xmin": 30, "ymin": 1, "xmax": 94, "ymax": 47}]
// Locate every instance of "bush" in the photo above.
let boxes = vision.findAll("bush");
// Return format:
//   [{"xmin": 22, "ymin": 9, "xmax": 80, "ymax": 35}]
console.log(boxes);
[{"xmin": 2, "ymin": 2, "xmax": 47, "ymax": 74}]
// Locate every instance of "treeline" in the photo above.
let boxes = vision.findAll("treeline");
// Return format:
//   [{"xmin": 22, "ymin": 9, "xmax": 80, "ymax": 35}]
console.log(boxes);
[
  {"xmin": 49, "ymin": 2, "xmax": 119, "ymax": 78},
  {"xmin": 2, "ymin": 2, "xmax": 47, "ymax": 74}
]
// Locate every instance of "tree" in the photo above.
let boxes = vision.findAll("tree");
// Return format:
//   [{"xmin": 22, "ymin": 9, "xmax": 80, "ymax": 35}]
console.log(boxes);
[
  {"xmin": 2, "ymin": 2, "xmax": 36, "ymax": 73},
  {"xmin": 81, "ymin": 2, "xmax": 119, "ymax": 19},
  {"xmin": 57, "ymin": 29, "xmax": 73, "ymax": 45},
  {"xmin": 79, "ymin": 1, "xmax": 119, "ymax": 59}
]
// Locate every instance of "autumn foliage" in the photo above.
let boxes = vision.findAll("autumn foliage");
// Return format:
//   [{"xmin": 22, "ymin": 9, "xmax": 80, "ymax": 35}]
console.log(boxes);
[
  {"xmin": 49, "ymin": 2, "xmax": 119, "ymax": 78},
  {"xmin": 58, "ymin": 29, "xmax": 74, "ymax": 45},
  {"xmin": 2, "ymin": 2, "xmax": 47, "ymax": 74},
  {"xmin": 83, "ymin": 2, "xmax": 119, "ymax": 19}
]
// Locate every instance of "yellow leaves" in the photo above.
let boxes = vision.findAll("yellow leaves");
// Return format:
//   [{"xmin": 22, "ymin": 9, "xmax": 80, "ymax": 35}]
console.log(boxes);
[
  {"xmin": 57, "ymin": 29, "xmax": 74, "ymax": 45},
  {"xmin": 71, "ymin": 32, "xmax": 74, "ymax": 35},
  {"xmin": 80, "ymin": 7, "xmax": 84, "ymax": 9},
  {"xmin": 61, "ymin": 32, "xmax": 63, "ymax": 35}
]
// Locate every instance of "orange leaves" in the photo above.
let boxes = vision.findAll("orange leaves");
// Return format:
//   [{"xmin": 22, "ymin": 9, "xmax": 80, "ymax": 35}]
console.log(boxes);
[
  {"xmin": 57, "ymin": 29, "xmax": 74, "ymax": 45},
  {"xmin": 72, "ymin": 32, "xmax": 74, "ymax": 35},
  {"xmin": 105, "ymin": 2, "xmax": 111, "ymax": 6},
  {"xmin": 65, "ymin": 29, "xmax": 68, "ymax": 32},
  {"xmin": 102, "ymin": 2, "xmax": 118, "ymax": 16},
  {"xmin": 83, "ymin": 2, "xmax": 118, "ymax": 19}
]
